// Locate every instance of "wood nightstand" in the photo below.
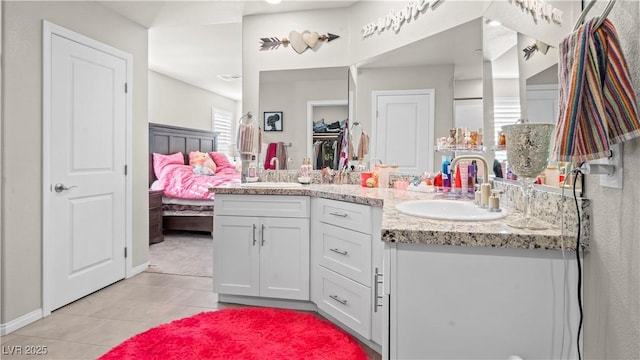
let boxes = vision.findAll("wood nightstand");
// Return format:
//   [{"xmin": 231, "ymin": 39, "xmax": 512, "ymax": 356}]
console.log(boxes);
[{"xmin": 149, "ymin": 190, "xmax": 164, "ymax": 244}]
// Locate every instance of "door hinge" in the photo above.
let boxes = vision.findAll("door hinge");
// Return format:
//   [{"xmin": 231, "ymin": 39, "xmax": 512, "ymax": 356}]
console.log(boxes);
[
  {"xmin": 124, "ymin": 83, "xmax": 128, "ymax": 93},
  {"xmin": 124, "ymin": 247, "xmax": 128, "ymax": 258},
  {"xmin": 124, "ymin": 165, "xmax": 128, "ymax": 175}
]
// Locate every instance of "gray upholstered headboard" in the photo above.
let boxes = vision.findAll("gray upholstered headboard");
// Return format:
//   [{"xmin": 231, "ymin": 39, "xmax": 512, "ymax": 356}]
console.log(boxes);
[{"xmin": 149, "ymin": 123, "xmax": 219, "ymax": 187}]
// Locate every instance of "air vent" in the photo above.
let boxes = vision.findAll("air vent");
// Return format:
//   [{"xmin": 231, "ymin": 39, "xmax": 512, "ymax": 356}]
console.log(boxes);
[{"xmin": 216, "ymin": 74, "xmax": 241, "ymax": 81}]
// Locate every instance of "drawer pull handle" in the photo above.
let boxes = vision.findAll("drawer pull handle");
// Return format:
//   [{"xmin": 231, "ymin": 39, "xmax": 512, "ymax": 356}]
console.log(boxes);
[
  {"xmin": 252, "ymin": 224, "xmax": 257, "ymax": 246},
  {"xmin": 329, "ymin": 211, "xmax": 348, "ymax": 218},
  {"xmin": 329, "ymin": 294, "xmax": 348, "ymax": 305},
  {"xmin": 374, "ymin": 267, "xmax": 384, "ymax": 312},
  {"xmin": 261, "ymin": 224, "xmax": 266, "ymax": 246},
  {"xmin": 330, "ymin": 248, "xmax": 348, "ymax": 256}
]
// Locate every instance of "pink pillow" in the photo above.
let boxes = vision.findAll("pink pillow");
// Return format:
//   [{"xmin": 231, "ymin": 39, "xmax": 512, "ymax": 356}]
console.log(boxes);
[
  {"xmin": 153, "ymin": 152, "xmax": 184, "ymax": 179},
  {"xmin": 209, "ymin": 152, "xmax": 234, "ymax": 170}
]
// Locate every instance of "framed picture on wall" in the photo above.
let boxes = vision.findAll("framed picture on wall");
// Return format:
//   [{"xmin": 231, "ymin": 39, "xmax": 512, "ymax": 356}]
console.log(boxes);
[{"xmin": 264, "ymin": 111, "xmax": 283, "ymax": 132}]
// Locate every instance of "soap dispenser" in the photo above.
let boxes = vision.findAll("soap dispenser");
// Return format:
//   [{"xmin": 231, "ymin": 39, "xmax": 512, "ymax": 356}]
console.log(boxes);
[{"xmin": 488, "ymin": 190, "xmax": 502, "ymax": 212}]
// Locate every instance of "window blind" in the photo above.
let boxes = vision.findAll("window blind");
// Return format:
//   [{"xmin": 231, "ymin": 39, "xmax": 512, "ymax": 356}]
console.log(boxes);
[
  {"xmin": 212, "ymin": 108, "xmax": 233, "ymax": 153},
  {"xmin": 493, "ymin": 97, "xmax": 521, "ymax": 162}
]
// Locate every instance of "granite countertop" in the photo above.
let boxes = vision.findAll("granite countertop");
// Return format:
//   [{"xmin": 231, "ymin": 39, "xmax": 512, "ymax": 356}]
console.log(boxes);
[{"xmin": 211, "ymin": 184, "xmax": 582, "ymax": 251}]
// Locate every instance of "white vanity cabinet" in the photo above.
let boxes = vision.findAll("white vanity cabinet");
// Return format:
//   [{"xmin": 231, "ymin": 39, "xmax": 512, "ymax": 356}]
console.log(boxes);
[
  {"xmin": 388, "ymin": 243, "xmax": 580, "ymax": 360},
  {"xmin": 311, "ymin": 197, "xmax": 385, "ymax": 346},
  {"xmin": 213, "ymin": 195, "xmax": 310, "ymax": 301}
]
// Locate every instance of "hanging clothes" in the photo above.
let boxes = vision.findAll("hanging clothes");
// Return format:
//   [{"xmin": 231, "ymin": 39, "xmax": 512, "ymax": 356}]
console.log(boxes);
[
  {"xmin": 552, "ymin": 18, "xmax": 640, "ymax": 162},
  {"xmin": 357, "ymin": 131, "xmax": 369, "ymax": 160},
  {"xmin": 349, "ymin": 122, "xmax": 362, "ymax": 160},
  {"xmin": 338, "ymin": 119, "xmax": 349, "ymax": 170}
]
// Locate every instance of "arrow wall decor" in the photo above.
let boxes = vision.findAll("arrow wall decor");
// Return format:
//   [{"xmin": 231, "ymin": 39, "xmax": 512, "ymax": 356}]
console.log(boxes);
[{"xmin": 259, "ymin": 31, "xmax": 340, "ymax": 53}]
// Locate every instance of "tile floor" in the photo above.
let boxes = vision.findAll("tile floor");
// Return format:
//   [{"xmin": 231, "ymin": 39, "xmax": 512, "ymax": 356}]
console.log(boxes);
[{"xmin": 1, "ymin": 234, "xmax": 381, "ymax": 360}]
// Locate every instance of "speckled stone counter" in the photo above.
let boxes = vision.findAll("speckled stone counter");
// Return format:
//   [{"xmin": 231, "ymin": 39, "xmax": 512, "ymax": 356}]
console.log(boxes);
[{"xmin": 211, "ymin": 184, "xmax": 588, "ymax": 251}]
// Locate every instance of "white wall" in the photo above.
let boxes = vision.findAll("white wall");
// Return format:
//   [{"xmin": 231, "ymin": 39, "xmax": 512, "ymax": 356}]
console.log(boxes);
[
  {"xmin": 583, "ymin": 2, "xmax": 640, "ymax": 358},
  {"xmin": 454, "ymin": 79, "xmax": 483, "ymax": 99},
  {"xmin": 493, "ymin": 79, "xmax": 520, "ymax": 98},
  {"xmin": 149, "ymin": 70, "xmax": 237, "ymax": 131},
  {"xmin": 1, "ymin": 1, "xmax": 148, "ymax": 325}
]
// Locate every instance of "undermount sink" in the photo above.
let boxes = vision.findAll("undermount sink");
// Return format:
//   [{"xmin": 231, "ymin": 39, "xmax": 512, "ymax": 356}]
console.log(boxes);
[
  {"xmin": 239, "ymin": 182, "xmax": 303, "ymax": 188},
  {"xmin": 395, "ymin": 199, "xmax": 507, "ymax": 221}
]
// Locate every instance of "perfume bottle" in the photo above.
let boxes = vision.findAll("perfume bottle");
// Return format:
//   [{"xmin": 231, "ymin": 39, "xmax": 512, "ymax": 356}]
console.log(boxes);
[
  {"xmin": 248, "ymin": 162, "xmax": 256, "ymax": 178},
  {"xmin": 300, "ymin": 158, "xmax": 311, "ymax": 178}
]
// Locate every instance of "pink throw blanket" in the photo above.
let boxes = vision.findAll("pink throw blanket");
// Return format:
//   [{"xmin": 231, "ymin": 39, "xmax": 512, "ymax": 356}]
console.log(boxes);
[{"xmin": 155, "ymin": 164, "xmax": 240, "ymax": 200}]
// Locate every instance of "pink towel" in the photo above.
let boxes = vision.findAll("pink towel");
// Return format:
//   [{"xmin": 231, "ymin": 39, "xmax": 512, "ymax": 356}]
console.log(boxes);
[
  {"xmin": 552, "ymin": 18, "xmax": 640, "ymax": 162},
  {"xmin": 263, "ymin": 143, "xmax": 278, "ymax": 170}
]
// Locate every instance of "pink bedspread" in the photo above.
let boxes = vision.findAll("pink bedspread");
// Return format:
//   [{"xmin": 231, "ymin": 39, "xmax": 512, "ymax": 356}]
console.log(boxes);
[{"xmin": 154, "ymin": 164, "xmax": 240, "ymax": 200}]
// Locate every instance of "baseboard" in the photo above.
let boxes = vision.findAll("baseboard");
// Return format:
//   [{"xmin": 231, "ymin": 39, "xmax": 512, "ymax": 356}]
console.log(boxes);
[
  {"xmin": 218, "ymin": 294, "xmax": 317, "ymax": 312},
  {"xmin": 128, "ymin": 261, "xmax": 150, "ymax": 278},
  {"xmin": 318, "ymin": 308, "xmax": 382, "ymax": 355},
  {"xmin": 0, "ymin": 309, "xmax": 43, "ymax": 336}
]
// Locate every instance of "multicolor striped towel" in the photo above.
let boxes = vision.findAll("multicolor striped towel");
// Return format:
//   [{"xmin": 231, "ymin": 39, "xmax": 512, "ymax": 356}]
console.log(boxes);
[{"xmin": 552, "ymin": 18, "xmax": 640, "ymax": 162}]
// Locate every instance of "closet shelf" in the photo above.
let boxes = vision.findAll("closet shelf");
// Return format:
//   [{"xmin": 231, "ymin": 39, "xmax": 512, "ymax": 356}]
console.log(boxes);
[{"xmin": 313, "ymin": 133, "xmax": 341, "ymax": 139}]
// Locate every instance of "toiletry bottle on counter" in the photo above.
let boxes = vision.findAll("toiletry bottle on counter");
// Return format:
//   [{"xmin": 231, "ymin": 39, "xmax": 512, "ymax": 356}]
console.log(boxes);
[
  {"xmin": 300, "ymin": 158, "xmax": 311, "ymax": 178},
  {"xmin": 248, "ymin": 162, "xmax": 257, "ymax": 178},
  {"xmin": 441, "ymin": 155, "xmax": 451, "ymax": 189},
  {"xmin": 467, "ymin": 163, "xmax": 476, "ymax": 193}
]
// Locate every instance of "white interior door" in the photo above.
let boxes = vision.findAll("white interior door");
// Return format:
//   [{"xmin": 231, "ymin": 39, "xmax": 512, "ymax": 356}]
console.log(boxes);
[
  {"xmin": 372, "ymin": 90, "xmax": 434, "ymax": 173},
  {"xmin": 44, "ymin": 25, "xmax": 128, "ymax": 312}
]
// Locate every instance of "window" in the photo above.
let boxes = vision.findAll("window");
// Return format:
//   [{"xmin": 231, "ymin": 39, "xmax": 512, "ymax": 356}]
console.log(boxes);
[
  {"xmin": 212, "ymin": 108, "xmax": 233, "ymax": 154},
  {"xmin": 493, "ymin": 97, "xmax": 521, "ymax": 162}
]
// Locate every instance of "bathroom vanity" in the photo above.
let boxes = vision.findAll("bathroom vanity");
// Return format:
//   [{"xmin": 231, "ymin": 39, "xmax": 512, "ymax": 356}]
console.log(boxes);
[{"xmin": 211, "ymin": 184, "xmax": 585, "ymax": 359}]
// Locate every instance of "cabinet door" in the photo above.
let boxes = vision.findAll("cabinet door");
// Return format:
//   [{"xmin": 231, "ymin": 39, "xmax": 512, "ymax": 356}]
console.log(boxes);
[
  {"xmin": 259, "ymin": 217, "xmax": 310, "ymax": 300},
  {"xmin": 213, "ymin": 216, "xmax": 260, "ymax": 296}
]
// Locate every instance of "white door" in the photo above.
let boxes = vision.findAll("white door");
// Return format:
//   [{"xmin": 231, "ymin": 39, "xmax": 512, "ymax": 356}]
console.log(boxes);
[
  {"xmin": 213, "ymin": 216, "xmax": 260, "ymax": 296},
  {"xmin": 372, "ymin": 90, "xmax": 435, "ymax": 173},
  {"xmin": 260, "ymin": 217, "xmax": 310, "ymax": 300},
  {"xmin": 44, "ymin": 25, "xmax": 128, "ymax": 311}
]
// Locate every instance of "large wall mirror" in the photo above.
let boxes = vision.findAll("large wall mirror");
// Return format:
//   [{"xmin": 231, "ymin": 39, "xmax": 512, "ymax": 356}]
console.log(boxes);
[
  {"xmin": 258, "ymin": 67, "xmax": 348, "ymax": 169},
  {"xmin": 257, "ymin": 8, "xmax": 572, "ymax": 190}
]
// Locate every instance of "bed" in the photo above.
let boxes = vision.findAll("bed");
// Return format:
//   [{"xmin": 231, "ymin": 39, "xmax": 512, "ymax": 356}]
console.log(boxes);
[{"xmin": 149, "ymin": 123, "xmax": 239, "ymax": 233}]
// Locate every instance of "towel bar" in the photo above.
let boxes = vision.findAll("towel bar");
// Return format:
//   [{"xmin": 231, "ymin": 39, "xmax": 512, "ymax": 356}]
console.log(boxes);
[{"xmin": 574, "ymin": 0, "xmax": 616, "ymax": 31}]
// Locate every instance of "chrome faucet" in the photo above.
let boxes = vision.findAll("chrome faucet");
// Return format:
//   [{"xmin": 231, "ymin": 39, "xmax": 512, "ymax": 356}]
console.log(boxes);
[
  {"xmin": 369, "ymin": 158, "xmax": 383, "ymax": 170},
  {"xmin": 451, "ymin": 155, "xmax": 489, "ymax": 185},
  {"xmin": 270, "ymin": 157, "xmax": 280, "ymax": 182}
]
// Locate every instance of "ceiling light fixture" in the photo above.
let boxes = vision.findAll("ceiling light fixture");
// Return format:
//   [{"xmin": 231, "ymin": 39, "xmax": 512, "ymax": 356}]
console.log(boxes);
[
  {"xmin": 265, "ymin": 0, "xmax": 281, "ymax": 4},
  {"xmin": 485, "ymin": 19, "xmax": 502, "ymax": 27}
]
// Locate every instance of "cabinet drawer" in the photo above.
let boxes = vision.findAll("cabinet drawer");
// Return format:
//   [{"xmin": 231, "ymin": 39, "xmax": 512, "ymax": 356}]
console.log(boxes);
[
  {"xmin": 315, "ymin": 198, "xmax": 372, "ymax": 234},
  {"xmin": 215, "ymin": 195, "xmax": 309, "ymax": 218},
  {"xmin": 317, "ymin": 222, "xmax": 371, "ymax": 285},
  {"xmin": 317, "ymin": 266, "xmax": 371, "ymax": 338}
]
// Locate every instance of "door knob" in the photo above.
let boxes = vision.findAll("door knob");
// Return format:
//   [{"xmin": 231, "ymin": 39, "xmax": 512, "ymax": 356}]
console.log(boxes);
[{"xmin": 54, "ymin": 183, "xmax": 77, "ymax": 193}]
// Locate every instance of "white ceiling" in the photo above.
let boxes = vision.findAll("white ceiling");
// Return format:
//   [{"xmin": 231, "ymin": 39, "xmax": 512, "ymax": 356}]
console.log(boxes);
[
  {"xmin": 99, "ymin": 1, "xmax": 359, "ymax": 100},
  {"xmin": 99, "ymin": 1, "xmax": 520, "ymax": 100}
]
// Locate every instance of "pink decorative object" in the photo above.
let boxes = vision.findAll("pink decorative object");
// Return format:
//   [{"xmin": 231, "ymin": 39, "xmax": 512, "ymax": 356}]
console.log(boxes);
[
  {"xmin": 209, "ymin": 152, "xmax": 235, "ymax": 170},
  {"xmin": 153, "ymin": 152, "xmax": 184, "ymax": 179}
]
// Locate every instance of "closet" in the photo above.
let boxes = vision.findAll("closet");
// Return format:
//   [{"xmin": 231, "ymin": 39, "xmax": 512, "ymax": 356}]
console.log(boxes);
[{"xmin": 307, "ymin": 100, "xmax": 348, "ymax": 170}]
